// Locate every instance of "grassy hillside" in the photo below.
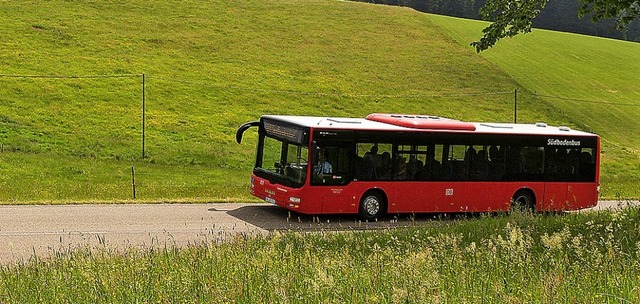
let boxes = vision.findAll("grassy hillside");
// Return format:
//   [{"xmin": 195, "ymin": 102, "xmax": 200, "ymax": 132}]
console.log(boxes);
[
  {"xmin": 0, "ymin": 0, "xmax": 637, "ymax": 202},
  {"xmin": 428, "ymin": 14, "xmax": 640, "ymax": 197}
]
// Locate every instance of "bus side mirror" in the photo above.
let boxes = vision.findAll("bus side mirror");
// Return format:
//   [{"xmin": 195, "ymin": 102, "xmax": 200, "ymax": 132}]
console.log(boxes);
[{"xmin": 235, "ymin": 121, "xmax": 260, "ymax": 144}]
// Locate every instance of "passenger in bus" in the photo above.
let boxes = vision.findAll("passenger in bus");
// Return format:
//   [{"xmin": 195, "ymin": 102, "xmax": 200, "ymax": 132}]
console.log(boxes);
[
  {"xmin": 551, "ymin": 148, "xmax": 572, "ymax": 175},
  {"xmin": 369, "ymin": 146, "xmax": 381, "ymax": 165},
  {"xmin": 489, "ymin": 146, "xmax": 500, "ymax": 161},
  {"xmin": 439, "ymin": 160, "xmax": 453, "ymax": 180},
  {"xmin": 464, "ymin": 146, "xmax": 477, "ymax": 163},
  {"xmin": 506, "ymin": 146, "xmax": 525, "ymax": 174},
  {"xmin": 407, "ymin": 154, "xmax": 423, "ymax": 179},
  {"xmin": 524, "ymin": 147, "xmax": 544, "ymax": 174},
  {"xmin": 314, "ymin": 151, "xmax": 333, "ymax": 174},
  {"xmin": 457, "ymin": 146, "xmax": 477, "ymax": 179},
  {"xmin": 471, "ymin": 149, "xmax": 490, "ymax": 180},
  {"xmin": 488, "ymin": 145, "xmax": 504, "ymax": 179},
  {"xmin": 393, "ymin": 155, "xmax": 407, "ymax": 180},
  {"xmin": 580, "ymin": 151, "xmax": 592, "ymax": 164},
  {"xmin": 379, "ymin": 151, "xmax": 391, "ymax": 179},
  {"xmin": 362, "ymin": 152, "xmax": 377, "ymax": 179},
  {"xmin": 568, "ymin": 149, "xmax": 581, "ymax": 174},
  {"xmin": 423, "ymin": 151, "xmax": 441, "ymax": 180},
  {"xmin": 578, "ymin": 151, "xmax": 595, "ymax": 180},
  {"xmin": 546, "ymin": 148, "xmax": 561, "ymax": 176}
]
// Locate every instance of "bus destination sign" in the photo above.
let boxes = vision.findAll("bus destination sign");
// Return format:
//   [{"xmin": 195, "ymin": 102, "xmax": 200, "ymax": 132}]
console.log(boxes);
[
  {"xmin": 547, "ymin": 139, "xmax": 581, "ymax": 146},
  {"xmin": 263, "ymin": 120, "xmax": 306, "ymax": 144}
]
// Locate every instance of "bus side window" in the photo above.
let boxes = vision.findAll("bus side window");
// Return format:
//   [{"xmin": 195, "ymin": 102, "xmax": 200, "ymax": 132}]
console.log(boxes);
[
  {"xmin": 505, "ymin": 146, "xmax": 525, "ymax": 175},
  {"xmin": 406, "ymin": 153, "xmax": 424, "ymax": 180},
  {"xmin": 470, "ymin": 148, "xmax": 490, "ymax": 180},
  {"xmin": 438, "ymin": 144, "xmax": 453, "ymax": 180},
  {"xmin": 522, "ymin": 147, "xmax": 544, "ymax": 176},
  {"xmin": 356, "ymin": 143, "xmax": 392, "ymax": 180},
  {"xmin": 423, "ymin": 144, "xmax": 444, "ymax": 180},
  {"xmin": 312, "ymin": 145, "xmax": 353, "ymax": 185},
  {"xmin": 545, "ymin": 148, "xmax": 575, "ymax": 181},
  {"xmin": 488, "ymin": 145, "xmax": 505, "ymax": 180},
  {"xmin": 450, "ymin": 145, "xmax": 468, "ymax": 180},
  {"xmin": 393, "ymin": 154, "xmax": 407, "ymax": 180},
  {"xmin": 578, "ymin": 149, "xmax": 595, "ymax": 181},
  {"xmin": 377, "ymin": 144, "xmax": 392, "ymax": 179},
  {"xmin": 356, "ymin": 143, "xmax": 375, "ymax": 180}
]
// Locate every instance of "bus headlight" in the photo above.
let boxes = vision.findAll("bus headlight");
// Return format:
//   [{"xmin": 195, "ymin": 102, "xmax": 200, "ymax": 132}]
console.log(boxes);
[{"xmin": 289, "ymin": 197, "xmax": 301, "ymax": 203}]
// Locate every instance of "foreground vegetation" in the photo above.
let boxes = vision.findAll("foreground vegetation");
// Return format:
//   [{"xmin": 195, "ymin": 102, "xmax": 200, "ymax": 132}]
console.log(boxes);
[
  {"xmin": 2, "ymin": 205, "xmax": 639, "ymax": 303},
  {"xmin": 0, "ymin": 0, "xmax": 638, "ymax": 203}
]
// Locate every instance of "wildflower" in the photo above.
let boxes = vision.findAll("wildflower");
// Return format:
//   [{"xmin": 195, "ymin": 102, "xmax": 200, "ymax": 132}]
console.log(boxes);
[
  {"xmin": 541, "ymin": 228, "xmax": 570, "ymax": 252},
  {"xmin": 465, "ymin": 242, "xmax": 477, "ymax": 254}
]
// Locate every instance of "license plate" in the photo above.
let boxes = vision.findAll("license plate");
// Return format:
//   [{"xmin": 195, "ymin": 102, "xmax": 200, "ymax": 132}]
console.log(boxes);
[{"xmin": 265, "ymin": 197, "xmax": 276, "ymax": 204}]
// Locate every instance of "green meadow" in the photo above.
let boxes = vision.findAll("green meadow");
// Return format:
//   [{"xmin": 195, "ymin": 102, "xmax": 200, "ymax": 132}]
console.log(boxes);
[{"xmin": 1, "ymin": 0, "xmax": 639, "ymax": 202}]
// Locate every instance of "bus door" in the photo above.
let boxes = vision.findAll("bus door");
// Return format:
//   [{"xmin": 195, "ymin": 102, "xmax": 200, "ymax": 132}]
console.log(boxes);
[
  {"xmin": 311, "ymin": 144, "xmax": 357, "ymax": 214},
  {"xmin": 543, "ymin": 147, "xmax": 573, "ymax": 210},
  {"xmin": 321, "ymin": 191, "xmax": 352, "ymax": 213},
  {"xmin": 545, "ymin": 147, "xmax": 597, "ymax": 210}
]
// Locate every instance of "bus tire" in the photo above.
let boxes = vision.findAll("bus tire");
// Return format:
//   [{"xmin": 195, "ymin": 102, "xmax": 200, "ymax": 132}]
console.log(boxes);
[
  {"xmin": 359, "ymin": 191, "xmax": 385, "ymax": 221},
  {"xmin": 511, "ymin": 190, "xmax": 535, "ymax": 213}
]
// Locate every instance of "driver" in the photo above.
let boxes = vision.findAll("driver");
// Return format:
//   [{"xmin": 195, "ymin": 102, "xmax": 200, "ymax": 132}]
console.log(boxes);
[{"xmin": 314, "ymin": 151, "xmax": 333, "ymax": 174}]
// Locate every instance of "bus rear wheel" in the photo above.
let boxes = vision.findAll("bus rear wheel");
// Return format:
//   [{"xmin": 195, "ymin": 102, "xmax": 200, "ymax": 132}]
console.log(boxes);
[
  {"xmin": 511, "ymin": 190, "xmax": 535, "ymax": 213},
  {"xmin": 359, "ymin": 192, "xmax": 385, "ymax": 221}
]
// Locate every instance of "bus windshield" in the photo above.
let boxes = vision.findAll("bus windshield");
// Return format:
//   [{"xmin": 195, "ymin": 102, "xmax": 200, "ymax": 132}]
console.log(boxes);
[{"xmin": 256, "ymin": 135, "xmax": 308, "ymax": 187}]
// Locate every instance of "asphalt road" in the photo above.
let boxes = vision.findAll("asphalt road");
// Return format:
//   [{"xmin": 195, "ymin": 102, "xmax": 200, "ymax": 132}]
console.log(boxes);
[{"xmin": 0, "ymin": 200, "xmax": 636, "ymax": 265}]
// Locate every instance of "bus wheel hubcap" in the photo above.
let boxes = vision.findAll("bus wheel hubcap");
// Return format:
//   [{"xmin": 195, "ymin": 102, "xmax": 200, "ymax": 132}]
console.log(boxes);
[{"xmin": 364, "ymin": 197, "xmax": 380, "ymax": 215}]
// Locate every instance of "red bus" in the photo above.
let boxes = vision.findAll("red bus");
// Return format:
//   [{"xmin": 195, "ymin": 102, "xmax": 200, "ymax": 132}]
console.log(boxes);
[{"xmin": 236, "ymin": 114, "xmax": 600, "ymax": 220}]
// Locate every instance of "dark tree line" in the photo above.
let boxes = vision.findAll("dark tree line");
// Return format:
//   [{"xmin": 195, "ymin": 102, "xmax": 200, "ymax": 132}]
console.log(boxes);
[
  {"xmin": 353, "ymin": 0, "xmax": 640, "ymax": 43},
  {"xmin": 535, "ymin": 0, "xmax": 639, "ymax": 41}
]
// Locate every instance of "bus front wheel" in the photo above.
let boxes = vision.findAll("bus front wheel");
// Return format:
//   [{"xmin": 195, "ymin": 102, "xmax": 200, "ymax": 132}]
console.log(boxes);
[{"xmin": 359, "ymin": 192, "xmax": 385, "ymax": 221}]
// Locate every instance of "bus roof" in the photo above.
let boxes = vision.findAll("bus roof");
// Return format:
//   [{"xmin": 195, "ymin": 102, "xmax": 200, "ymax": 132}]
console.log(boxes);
[{"xmin": 261, "ymin": 114, "xmax": 597, "ymax": 137}]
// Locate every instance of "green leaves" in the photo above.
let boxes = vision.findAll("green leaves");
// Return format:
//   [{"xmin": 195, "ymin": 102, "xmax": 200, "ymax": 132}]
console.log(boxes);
[
  {"xmin": 474, "ymin": 0, "xmax": 640, "ymax": 52},
  {"xmin": 472, "ymin": 0, "xmax": 549, "ymax": 52},
  {"xmin": 578, "ymin": 0, "xmax": 640, "ymax": 28}
]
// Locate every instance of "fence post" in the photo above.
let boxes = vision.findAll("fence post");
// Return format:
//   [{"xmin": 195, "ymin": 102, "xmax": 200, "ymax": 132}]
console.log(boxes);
[
  {"xmin": 514, "ymin": 88, "xmax": 518, "ymax": 124},
  {"xmin": 131, "ymin": 166, "xmax": 137, "ymax": 199},
  {"xmin": 141, "ymin": 73, "xmax": 146, "ymax": 159}
]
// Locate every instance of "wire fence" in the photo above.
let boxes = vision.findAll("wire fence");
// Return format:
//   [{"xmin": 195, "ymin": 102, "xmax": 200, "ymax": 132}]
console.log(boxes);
[
  {"xmin": 148, "ymin": 74, "xmax": 519, "ymax": 99},
  {"xmin": 0, "ymin": 74, "xmax": 141, "ymax": 79},
  {"xmin": 2, "ymin": 73, "xmax": 636, "ymax": 105},
  {"xmin": 1, "ymin": 73, "xmax": 638, "ymax": 161},
  {"xmin": 146, "ymin": 74, "xmax": 640, "ymax": 106}
]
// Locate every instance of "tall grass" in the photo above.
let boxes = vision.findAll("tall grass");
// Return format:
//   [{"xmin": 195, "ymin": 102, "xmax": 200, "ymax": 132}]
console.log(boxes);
[{"xmin": 2, "ymin": 206, "xmax": 639, "ymax": 302}]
